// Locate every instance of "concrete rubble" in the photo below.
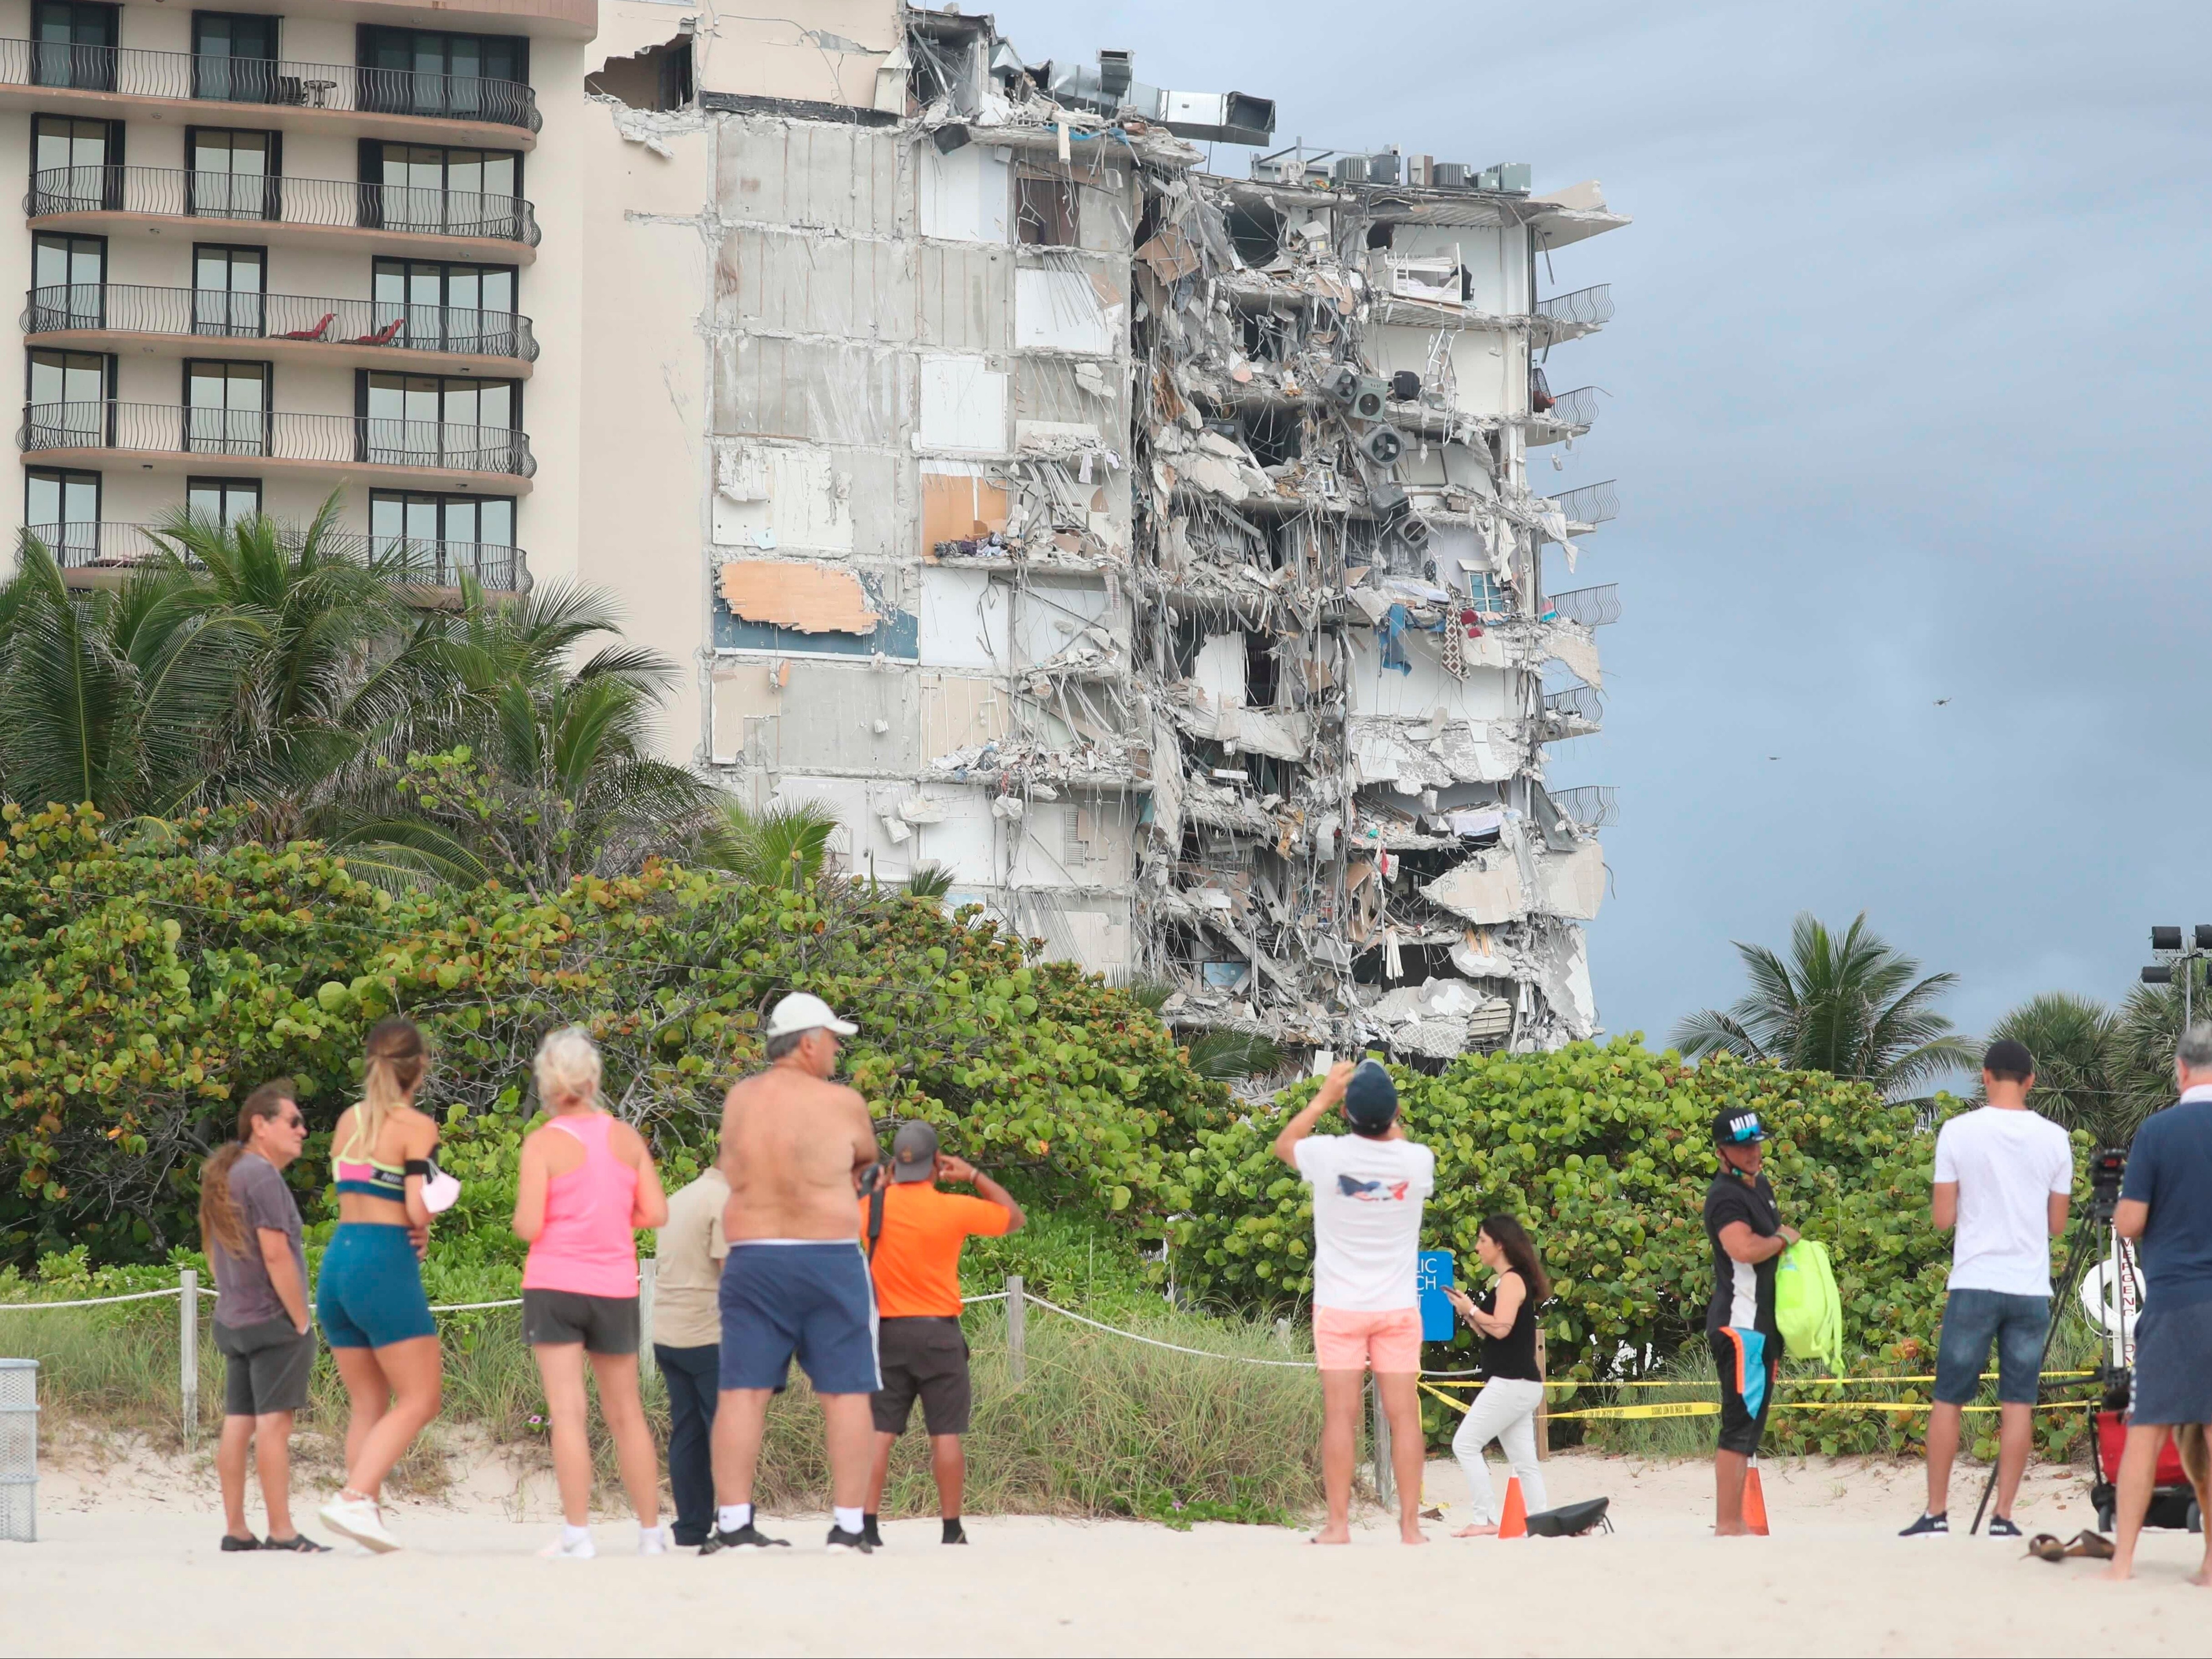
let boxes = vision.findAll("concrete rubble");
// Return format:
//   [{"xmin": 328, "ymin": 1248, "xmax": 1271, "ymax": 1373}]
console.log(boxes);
[{"xmin": 632, "ymin": 1, "xmax": 1628, "ymax": 1065}]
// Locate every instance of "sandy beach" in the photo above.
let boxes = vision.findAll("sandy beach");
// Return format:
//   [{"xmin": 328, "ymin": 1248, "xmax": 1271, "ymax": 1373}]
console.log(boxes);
[{"xmin": 8, "ymin": 1440, "xmax": 2211, "ymax": 1657}]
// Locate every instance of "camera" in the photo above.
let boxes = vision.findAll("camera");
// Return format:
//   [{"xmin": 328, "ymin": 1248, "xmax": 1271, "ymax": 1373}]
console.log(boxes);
[{"xmin": 2090, "ymin": 1147, "xmax": 2126, "ymax": 1223}]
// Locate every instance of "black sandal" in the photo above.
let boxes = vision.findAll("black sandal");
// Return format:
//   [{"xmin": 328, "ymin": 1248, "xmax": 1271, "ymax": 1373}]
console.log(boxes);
[
  {"xmin": 219, "ymin": 1534, "xmax": 262, "ymax": 1552},
  {"xmin": 261, "ymin": 1534, "xmax": 331, "ymax": 1553}
]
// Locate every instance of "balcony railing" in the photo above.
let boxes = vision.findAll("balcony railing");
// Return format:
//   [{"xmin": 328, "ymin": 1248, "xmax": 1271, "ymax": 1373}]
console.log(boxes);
[
  {"xmin": 1546, "ymin": 480, "xmax": 1619, "ymax": 531},
  {"xmin": 0, "ymin": 37, "xmax": 539, "ymax": 131},
  {"xmin": 28, "ymin": 166, "xmax": 540, "ymax": 247},
  {"xmin": 1542, "ymin": 583, "xmax": 1622, "ymax": 627},
  {"xmin": 1541, "ymin": 684, "xmax": 1604, "ymax": 724},
  {"xmin": 21, "ymin": 401, "xmax": 536, "ymax": 477},
  {"xmin": 1546, "ymin": 385, "xmax": 1599, "ymax": 430},
  {"xmin": 30, "ymin": 519, "xmax": 531, "ymax": 591},
  {"xmin": 1547, "ymin": 785, "xmax": 1618, "ymax": 828},
  {"xmin": 24, "ymin": 283, "xmax": 539, "ymax": 361},
  {"xmin": 1534, "ymin": 283, "xmax": 1614, "ymax": 329}
]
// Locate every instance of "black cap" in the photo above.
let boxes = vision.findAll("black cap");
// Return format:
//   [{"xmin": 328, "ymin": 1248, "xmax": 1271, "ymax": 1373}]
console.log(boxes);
[
  {"xmin": 1712, "ymin": 1108, "xmax": 1764, "ymax": 1147},
  {"xmin": 1344, "ymin": 1061, "xmax": 1399, "ymax": 1135}
]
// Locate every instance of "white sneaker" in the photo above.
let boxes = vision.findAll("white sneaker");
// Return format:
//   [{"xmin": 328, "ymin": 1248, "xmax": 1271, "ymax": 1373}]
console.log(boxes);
[
  {"xmin": 538, "ymin": 1530, "xmax": 597, "ymax": 1560},
  {"xmin": 639, "ymin": 1525, "xmax": 673, "ymax": 1556},
  {"xmin": 319, "ymin": 1493, "xmax": 400, "ymax": 1554}
]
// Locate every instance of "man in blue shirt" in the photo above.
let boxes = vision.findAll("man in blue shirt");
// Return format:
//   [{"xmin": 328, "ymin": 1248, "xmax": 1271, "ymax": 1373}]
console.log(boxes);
[{"xmin": 2106, "ymin": 1024, "xmax": 2212, "ymax": 1583}]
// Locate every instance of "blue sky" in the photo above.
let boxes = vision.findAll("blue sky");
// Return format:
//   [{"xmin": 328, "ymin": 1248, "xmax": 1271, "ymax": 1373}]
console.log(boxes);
[{"xmin": 986, "ymin": 0, "xmax": 2212, "ymax": 1064}]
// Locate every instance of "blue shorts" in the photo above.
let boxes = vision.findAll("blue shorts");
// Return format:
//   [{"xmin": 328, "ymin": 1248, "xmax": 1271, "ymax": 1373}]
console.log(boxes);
[
  {"xmin": 1934, "ymin": 1288, "xmax": 2050, "ymax": 1405},
  {"xmin": 2130, "ymin": 1298, "xmax": 2212, "ymax": 1425},
  {"xmin": 317, "ymin": 1222, "xmax": 437, "ymax": 1350},
  {"xmin": 718, "ymin": 1241, "xmax": 880, "ymax": 1396}
]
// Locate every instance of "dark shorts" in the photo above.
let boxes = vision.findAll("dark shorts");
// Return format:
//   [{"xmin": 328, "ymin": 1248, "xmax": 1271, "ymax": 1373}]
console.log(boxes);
[
  {"xmin": 872, "ymin": 1317, "xmax": 972, "ymax": 1436},
  {"xmin": 1711, "ymin": 1327, "xmax": 1777, "ymax": 1458},
  {"xmin": 2131, "ymin": 1298, "xmax": 2212, "ymax": 1426},
  {"xmin": 1934, "ymin": 1288, "xmax": 2051, "ymax": 1405},
  {"xmin": 523, "ymin": 1289, "xmax": 641, "ymax": 1355},
  {"xmin": 718, "ymin": 1241, "xmax": 880, "ymax": 1396},
  {"xmin": 317, "ymin": 1222, "xmax": 436, "ymax": 1351},
  {"xmin": 215, "ymin": 1316, "xmax": 315, "ymax": 1416}
]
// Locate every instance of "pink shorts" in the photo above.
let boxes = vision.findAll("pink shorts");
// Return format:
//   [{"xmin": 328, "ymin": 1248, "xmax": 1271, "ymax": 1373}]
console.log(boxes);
[{"xmin": 1313, "ymin": 1305, "xmax": 1423, "ymax": 1373}]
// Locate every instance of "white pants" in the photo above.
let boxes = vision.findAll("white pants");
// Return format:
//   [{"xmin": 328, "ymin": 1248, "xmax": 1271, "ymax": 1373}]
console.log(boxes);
[{"xmin": 1451, "ymin": 1377, "xmax": 1548, "ymax": 1523}]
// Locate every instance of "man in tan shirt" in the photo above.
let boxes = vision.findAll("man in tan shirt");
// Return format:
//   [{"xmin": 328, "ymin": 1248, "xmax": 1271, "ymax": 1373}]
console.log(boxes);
[{"xmin": 653, "ymin": 1164, "xmax": 728, "ymax": 1548}]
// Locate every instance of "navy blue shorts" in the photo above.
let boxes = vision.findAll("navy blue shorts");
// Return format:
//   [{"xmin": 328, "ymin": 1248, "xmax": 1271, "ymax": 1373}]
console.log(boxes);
[
  {"xmin": 2131, "ymin": 1298, "xmax": 2212, "ymax": 1426},
  {"xmin": 718, "ymin": 1242, "xmax": 881, "ymax": 1396},
  {"xmin": 1934, "ymin": 1288, "xmax": 2051, "ymax": 1405}
]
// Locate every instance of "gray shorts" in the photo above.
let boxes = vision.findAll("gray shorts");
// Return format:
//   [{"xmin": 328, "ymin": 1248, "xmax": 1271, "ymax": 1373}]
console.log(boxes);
[
  {"xmin": 2132, "ymin": 1297, "xmax": 2212, "ymax": 1425},
  {"xmin": 522, "ymin": 1289, "xmax": 640, "ymax": 1355},
  {"xmin": 215, "ymin": 1317, "xmax": 315, "ymax": 1416}
]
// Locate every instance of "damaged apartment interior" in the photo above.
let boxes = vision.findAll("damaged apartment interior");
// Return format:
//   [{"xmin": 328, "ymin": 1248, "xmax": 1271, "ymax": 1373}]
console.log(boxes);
[{"xmin": 594, "ymin": 2, "xmax": 1628, "ymax": 1068}]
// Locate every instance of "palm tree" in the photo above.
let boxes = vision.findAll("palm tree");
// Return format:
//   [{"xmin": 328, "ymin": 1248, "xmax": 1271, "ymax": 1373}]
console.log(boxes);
[
  {"xmin": 1981, "ymin": 991, "xmax": 2119, "ymax": 1138},
  {"xmin": 905, "ymin": 863, "xmax": 957, "ymax": 899},
  {"xmin": 1672, "ymin": 911, "xmax": 1976, "ymax": 1099},
  {"xmin": 2108, "ymin": 977, "xmax": 2203, "ymax": 1141},
  {"xmin": 697, "ymin": 798, "xmax": 841, "ymax": 889}
]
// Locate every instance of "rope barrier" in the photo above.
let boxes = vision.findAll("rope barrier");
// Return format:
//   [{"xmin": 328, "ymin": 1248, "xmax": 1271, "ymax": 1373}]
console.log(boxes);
[
  {"xmin": 0, "ymin": 1286, "xmax": 187, "ymax": 1311},
  {"xmin": 1017, "ymin": 1293, "xmax": 1313, "ymax": 1368}
]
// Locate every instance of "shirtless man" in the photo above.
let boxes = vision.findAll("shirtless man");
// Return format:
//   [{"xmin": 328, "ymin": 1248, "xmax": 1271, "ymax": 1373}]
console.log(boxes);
[{"xmin": 703, "ymin": 992, "xmax": 882, "ymax": 1555}]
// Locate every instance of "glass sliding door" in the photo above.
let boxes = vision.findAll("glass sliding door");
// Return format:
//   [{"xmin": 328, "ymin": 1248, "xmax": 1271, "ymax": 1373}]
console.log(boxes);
[
  {"xmin": 185, "ymin": 475, "xmax": 262, "ymax": 525},
  {"xmin": 192, "ymin": 12, "xmax": 281, "ymax": 105},
  {"xmin": 31, "ymin": 116, "xmax": 121, "ymax": 213},
  {"xmin": 372, "ymin": 259, "xmax": 517, "ymax": 355},
  {"xmin": 26, "ymin": 349, "xmax": 110, "ymax": 446},
  {"xmin": 25, "ymin": 467, "xmax": 101, "ymax": 564},
  {"xmin": 30, "ymin": 233, "xmax": 105, "ymax": 331},
  {"xmin": 187, "ymin": 129, "xmax": 278, "ymax": 222},
  {"xmin": 359, "ymin": 27, "xmax": 527, "ymax": 123},
  {"xmin": 362, "ymin": 373, "xmax": 519, "ymax": 470},
  {"xmin": 370, "ymin": 489, "xmax": 515, "ymax": 584},
  {"xmin": 184, "ymin": 359, "xmax": 270, "ymax": 456},
  {"xmin": 368, "ymin": 144, "xmax": 519, "ymax": 238},
  {"xmin": 192, "ymin": 244, "xmax": 265, "ymax": 337},
  {"xmin": 31, "ymin": 0, "xmax": 118, "ymax": 92}
]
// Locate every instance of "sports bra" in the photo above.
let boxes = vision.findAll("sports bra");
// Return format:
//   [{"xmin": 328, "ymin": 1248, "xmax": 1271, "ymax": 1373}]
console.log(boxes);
[{"xmin": 333, "ymin": 1110, "xmax": 407, "ymax": 1201}]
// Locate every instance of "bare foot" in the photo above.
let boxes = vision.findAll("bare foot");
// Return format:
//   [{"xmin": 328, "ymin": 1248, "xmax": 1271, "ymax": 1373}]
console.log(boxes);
[
  {"xmin": 1400, "ymin": 1526, "xmax": 1430, "ymax": 1545},
  {"xmin": 2188, "ymin": 1566, "xmax": 2212, "ymax": 1587},
  {"xmin": 1714, "ymin": 1522, "xmax": 1750, "ymax": 1537},
  {"xmin": 2100, "ymin": 1563, "xmax": 2133, "ymax": 1582},
  {"xmin": 1452, "ymin": 1523, "xmax": 1498, "ymax": 1538},
  {"xmin": 1309, "ymin": 1527, "xmax": 1351, "ymax": 1545}
]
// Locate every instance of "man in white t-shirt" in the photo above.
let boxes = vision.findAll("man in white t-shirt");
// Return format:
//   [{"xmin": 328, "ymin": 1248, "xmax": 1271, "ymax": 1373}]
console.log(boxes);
[
  {"xmin": 1273, "ymin": 1058, "xmax": 1435, "ymax": 1545},
  {"xmin": 1899, "ymin": 1039, "xmax": 2073, "ymax": 1539}
]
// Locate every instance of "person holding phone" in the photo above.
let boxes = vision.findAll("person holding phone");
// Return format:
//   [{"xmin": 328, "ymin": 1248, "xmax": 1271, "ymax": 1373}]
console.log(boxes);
[{"xmin": 1442, "ymin": 1215, "xmax": 1550, "ymax": 1536}]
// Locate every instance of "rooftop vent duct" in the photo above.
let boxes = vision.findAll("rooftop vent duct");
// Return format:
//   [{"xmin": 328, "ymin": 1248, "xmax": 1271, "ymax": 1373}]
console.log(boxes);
[{"xmin": 1047, "ymin": 53, "xmax": 1276, "ymax": 145}]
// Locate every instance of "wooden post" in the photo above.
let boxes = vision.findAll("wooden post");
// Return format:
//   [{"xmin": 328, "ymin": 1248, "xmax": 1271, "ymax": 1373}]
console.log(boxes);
[
  {"xmin": 1370, "ymin": 1377, "xmax": 1394, "ymax": 1507},
  {"xmin": 1006, "ymin": 1275, "xmax": 1026, "ymax": 1384},
  {"xmin": 638, "ymin": 1258, "xmax": 658, "ymax": 1381},
  {"xmin": 179, "ymin": 1269, "xmax": 198, "ymax": 1442},
  {"xmin": 1534, "ymin": 1328, "xmax": 1550, "ymax": 1462}
]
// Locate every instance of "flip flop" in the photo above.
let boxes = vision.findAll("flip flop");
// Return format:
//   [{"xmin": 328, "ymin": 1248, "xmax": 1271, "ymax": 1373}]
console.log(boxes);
[
  {"xmin": 2062, "ymin": 1530, "xmax": 2115, "ymax": 1560},
  {"xmin": 2025, "ymin": 1533, "xmax": 2066, "ymax": 1563}
]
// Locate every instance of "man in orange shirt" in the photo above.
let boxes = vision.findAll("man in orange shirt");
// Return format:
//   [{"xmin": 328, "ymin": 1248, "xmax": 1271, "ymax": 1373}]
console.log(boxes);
[{"xmin": 859, "ymin": 1121, "xmax": 1024, "ymax": 1546}]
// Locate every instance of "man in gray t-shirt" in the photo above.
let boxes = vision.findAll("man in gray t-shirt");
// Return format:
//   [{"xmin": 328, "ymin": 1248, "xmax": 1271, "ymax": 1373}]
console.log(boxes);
[{"xmin": 202, "ymin": 1082, "xmax": 325, "ymax": 1551}]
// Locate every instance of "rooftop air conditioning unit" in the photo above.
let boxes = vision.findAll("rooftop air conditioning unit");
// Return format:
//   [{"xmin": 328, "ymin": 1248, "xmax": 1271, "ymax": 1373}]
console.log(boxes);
[
  {"xmin": 1394, "ymin": 513, "xmax": 1431, "ymax": 551},
  {"xmin": 1325, "ymin": 365, "xmax": 1363, "ymax": 403},
  {"xmin": 1332, "ymin": 155, "xmax": 1369, "ymax": 185},
  {"xmin": 1159, "ymin": 90, "xmax": 1277, "ymax": 146},
  {"xmin": 1364, "ymin": 426, "xmax": 1404, "ymax": 466},
  {"xmin": 1350, "ymin": 379, "xmax": 1387, "ymax": 420},
  {"xmin": 1389, "ymin": 371, "xmax": 1422, "ymax": 402},
  {"xmin": 1492, "ymin": 161, "xmax": 1532, "ymax": 193},
  {"xmin": 1433, "ymin": 163, "xmax": 1473, "ymax": 189},
  {"xmin": 1366, "ymin": 150, "xmax": 1401, "ymax": 186},
  {"xmin": 1406, "ymin": 153, "xmax": 1432, "ymax": 187}
]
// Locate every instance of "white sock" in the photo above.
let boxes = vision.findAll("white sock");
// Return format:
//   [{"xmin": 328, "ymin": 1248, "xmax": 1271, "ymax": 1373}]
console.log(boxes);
[
  {"xmin": 833, "ymin": 1506, "xmax": 864, "ymax": 1535},
  {"xmin": 719, "ymin": 1503, "xmax": 752, "ymax": 1533},
  {"xmin": 561, "ymin": 1524, "xmax": 591, "ymax": 1547}
]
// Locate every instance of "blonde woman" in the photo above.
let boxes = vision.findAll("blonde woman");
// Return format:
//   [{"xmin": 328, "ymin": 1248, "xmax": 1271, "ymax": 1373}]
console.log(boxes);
[
  {"xmin": 317, "ymin": 1017, "xmax": 444, "ymax": 1552},
  {"xmin": 514, "ymin": 1026, "xmax": 670, "ymax": 1558}
]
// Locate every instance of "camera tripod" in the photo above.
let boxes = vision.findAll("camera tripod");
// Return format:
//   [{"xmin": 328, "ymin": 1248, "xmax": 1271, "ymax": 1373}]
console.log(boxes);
[{"xmin": 1966, "ymin": 1152, "xmax": 2126, "ymax": 1535}]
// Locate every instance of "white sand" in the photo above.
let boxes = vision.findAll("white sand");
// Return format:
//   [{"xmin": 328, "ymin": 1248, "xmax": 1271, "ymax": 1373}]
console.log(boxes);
[{"xmin": 9, "ymin": 1440, "xmax": 2212, "ymax": 1656}]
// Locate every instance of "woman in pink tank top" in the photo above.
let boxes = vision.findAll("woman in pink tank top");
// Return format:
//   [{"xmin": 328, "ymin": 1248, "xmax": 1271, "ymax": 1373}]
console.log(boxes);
[{"xmin": 513, "ymin": 1027, "xmax": 670, "ymax": 1559}]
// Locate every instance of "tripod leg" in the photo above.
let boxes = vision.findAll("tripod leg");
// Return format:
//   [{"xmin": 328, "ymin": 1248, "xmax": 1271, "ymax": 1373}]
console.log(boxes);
[{"xmin": 1969, "ymin": 1224, "xmax": 2100, "ymax": 1535}]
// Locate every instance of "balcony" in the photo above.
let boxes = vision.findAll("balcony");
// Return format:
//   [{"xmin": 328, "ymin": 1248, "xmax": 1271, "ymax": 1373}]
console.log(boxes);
[
  {"xmin": 0, "ymin": 39, "xmax": 538, "ymax": 144},
  {"xmin": 21, "ymin": 401, "xmax": 535, "ymax": 489},
  {"xmin": 1537, "ymin": 480, "xmax": 1619, "ymax": 541},
  {"xmin": 33, "ymin": 520, "xmax": 532, "ymax": 596},
  {"xmin": 27, "ymin": 168, "xmax": 540, "ymax": 261},
  {"xmin": 1528, "ymin": 384, "xmax": 1598, "ymax": 446},
  {"xmin": 1541, "ymin": 583, "xmax": 1622, "ymax": 627},
  {"xmin": 25, "ymin": 284, "xmax": 538, "ymax": 373},
  {"xmin": 1539, "ymin": 684, "xmax": 1603, "ymax": 742},
  {"xmin": 1530, "ymin": 283, "xmax": 1614, "ymax": 348}
]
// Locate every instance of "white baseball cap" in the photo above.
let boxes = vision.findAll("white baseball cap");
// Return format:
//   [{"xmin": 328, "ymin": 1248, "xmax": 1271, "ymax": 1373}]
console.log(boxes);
[{"xmin": 764, "ymin": 991, "xmax": 858, "ymax": 1040}]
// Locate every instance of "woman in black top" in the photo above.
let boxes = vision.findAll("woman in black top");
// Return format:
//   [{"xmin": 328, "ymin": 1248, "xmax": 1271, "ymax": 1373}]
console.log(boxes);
[{"xmin": 1443, "ymin": 1215, "xmax": 1551, "ymax": 1535}]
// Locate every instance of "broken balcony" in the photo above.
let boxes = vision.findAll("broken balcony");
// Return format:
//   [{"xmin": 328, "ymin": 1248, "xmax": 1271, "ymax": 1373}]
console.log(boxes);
[
  {"xmin": 1539, "ymin": 683, "xmax": 1604, "ymax": 741},
  {"xmin": 1540, "ymin": 480, "xmax": 1619, "ymax": 537},
  {"xmin": 1528, "ymin": 384, "xmax": 1598, "ymax": 444},
  {"xmin": 1530, "ymin": 282, "xmax": 1614, "ymax": 347}
]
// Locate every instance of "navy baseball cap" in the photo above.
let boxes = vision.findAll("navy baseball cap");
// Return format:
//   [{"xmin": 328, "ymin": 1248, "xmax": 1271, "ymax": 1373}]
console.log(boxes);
[
  {"xmin": 1344, "ymin": 1061, "xmax": 1399, "ymax": 1135},
  {"xmin": 1712, "ymin": 1108, "xmax": 1765, "ymax": 1146}
]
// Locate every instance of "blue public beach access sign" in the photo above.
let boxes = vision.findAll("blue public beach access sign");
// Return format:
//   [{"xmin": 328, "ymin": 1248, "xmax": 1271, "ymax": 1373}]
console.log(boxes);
[{"xmin": 1417, "ymin": 1250, "xmax": 1456, "ymax": 1342}]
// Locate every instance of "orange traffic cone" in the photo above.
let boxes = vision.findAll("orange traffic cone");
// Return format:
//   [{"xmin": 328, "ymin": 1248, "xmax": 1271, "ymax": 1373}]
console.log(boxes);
[
  {"xmin": 1497, "ymin": 1476, "xmax": 1528, "ymax": 1539},
  {"xmin": 1744, "ymin": 1462, "xmax": 1770, "ymax": 1536}
]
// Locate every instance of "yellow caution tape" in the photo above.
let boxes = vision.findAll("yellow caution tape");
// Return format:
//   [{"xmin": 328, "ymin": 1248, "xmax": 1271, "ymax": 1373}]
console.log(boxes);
[
  {"xmin": 1419, "ymin": 1382, "xmax": 2097, "ymax": 1423},
  {"xmin": 1420, "ymin": 1369, "xmax": 2096, "ymax": 1390}
]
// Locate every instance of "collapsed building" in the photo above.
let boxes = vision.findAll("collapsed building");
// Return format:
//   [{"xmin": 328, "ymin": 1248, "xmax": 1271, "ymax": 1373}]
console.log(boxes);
[{"xmin": 579, "ymin": 1, "xmax": 1628, "ymax": 1063}]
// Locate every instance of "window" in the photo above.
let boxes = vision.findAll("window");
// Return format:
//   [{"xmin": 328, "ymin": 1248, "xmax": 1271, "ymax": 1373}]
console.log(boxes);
[
  {"xmin": 30, "ymin": 233, "xmax": 105, "ymax": 330},
  {"xmin": 361, "ymin": 372, "xmax": 520, "ymax": 470},
  {"xmin": 370, "ymin": 489, "xmax": 517, "ymax": 585},
  {"xmin": 192, "ymin": 244, "xmax": 265, "ymax": 336},
  {"xmin": 1016, "ymin": 175, "xmax": 1076, "ymax": 247},
  {"xmin": 363, "ymin": 143, "xmax": 522, "ymax": 238},
  {"xmin": 372, "ymin": 259, "xmax": 518, "ymax": 354},
  {"xmin": 186, "ymin": 476, "xmax": 261, "ymax": 524},
  {"xmin": 183, "ymin": 359, "xmax": 270, "ymax": 455},
  {"xmin": 192, "ymin": 13, "xmax": 280, "ymax": 104},
  {"xmin": 31, "ymin": 1, "xmax": 117, "ymax": 92},
  {"xmin": 187, "ymin": 128, "xmax": 278, "ymax": 220},
  {"xmin": 359, "ymin": 27, "xmax": 529, "ymax": 121},
  {"xmin": 26, "ymin": 349, "xmax": 112, "ymax": 446},
  {"xmin": 31, "ymin": 116, "xmax": 122, "ymax": 212},
  {"xmin": 26, "ymin": 467, "xmax": 100, "ymax": 562}
]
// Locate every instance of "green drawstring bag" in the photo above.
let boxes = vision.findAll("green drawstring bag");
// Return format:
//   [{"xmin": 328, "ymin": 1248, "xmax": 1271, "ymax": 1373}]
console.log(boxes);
[{"xmin": 1774, "ymin": 1239, "xmax": 1843, "ymax": 1375}]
